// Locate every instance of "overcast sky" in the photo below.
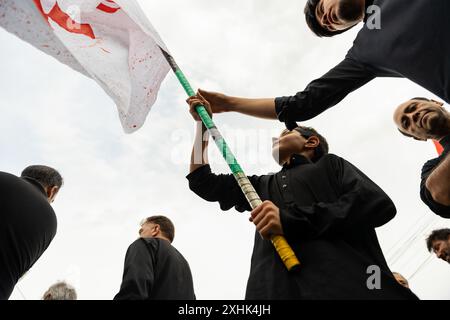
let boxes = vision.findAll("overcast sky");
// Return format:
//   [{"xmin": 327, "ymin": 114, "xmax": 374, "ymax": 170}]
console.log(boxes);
[{"xmin": 1, "ymin": 0, "xmax": 449, "ymax": 300}]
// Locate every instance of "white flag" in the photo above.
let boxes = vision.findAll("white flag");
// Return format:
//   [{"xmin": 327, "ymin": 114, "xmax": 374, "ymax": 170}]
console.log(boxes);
[{"xmin": 0, "ymin": 0, "xmax": 170, "ymax": 133}]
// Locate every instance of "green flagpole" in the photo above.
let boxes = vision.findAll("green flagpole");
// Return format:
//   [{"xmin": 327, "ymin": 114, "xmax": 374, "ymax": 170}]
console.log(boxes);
[{"xmin": 160, "ymin": 48, "xmax": 300, "ymax": 271}]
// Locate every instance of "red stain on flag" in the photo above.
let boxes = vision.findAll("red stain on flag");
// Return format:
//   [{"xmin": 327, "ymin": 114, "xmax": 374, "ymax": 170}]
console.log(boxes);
[
  {"xmin": 97, "ymin": 0, "xmax": 121, "ymax": 14},
  {"xmin": 33, "ymin": 0, "xmax": 121, "ymax": 39},
  {"xmin": 433, "ymin": 140, "xmax": 444, "ymax": 155},
  {"xmin": 33, "ymin": 0, "xmax": 95, "ymax": 39}
]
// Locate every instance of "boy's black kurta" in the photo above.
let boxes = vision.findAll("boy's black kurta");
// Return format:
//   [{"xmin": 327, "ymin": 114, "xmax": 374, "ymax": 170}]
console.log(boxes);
[
  {"xmin": 187, "ymin": 154, "xmax": 418, "ymax": 300},
  {"xmin": 114, "ymin": 238, "xmax": 196, "ymax": 300},
  {"xmin": 420, "ymin": 135, "xmax": 450, "ymax": 218},
  {"xmin": 275, "ymin": 0, "xmax": 450, "ymax": 124},
  {"xmin": 0, "ymin": 172, "xmax": 57, "ymax": 300}
]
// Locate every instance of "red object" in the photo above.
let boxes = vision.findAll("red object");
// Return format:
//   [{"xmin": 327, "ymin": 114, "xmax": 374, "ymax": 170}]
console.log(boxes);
[
  {"xmin": 97, "ymin": 0, "xmax": 121, "ymax": 14},
  {"xmin": 433, "ymin": 140, "xmax": 444, "ymax": 155},
  {"xmin": 33, "ymin": 0, "xmax": 121, "ymax": 40},
  {"xmin": 33, "ymin": 0, "xmax": 95, "ymax": 39}
]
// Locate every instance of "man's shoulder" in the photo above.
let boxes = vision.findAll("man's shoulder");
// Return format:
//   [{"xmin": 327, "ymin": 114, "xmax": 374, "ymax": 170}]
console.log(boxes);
[
  {"xmin": 128, "ymin": 238, "xmax": 158, "ymax": 253},
  {"xmin": 0, "ymin": 171, "xmax": 17, "ymax": 178},
  {"xmin": 0, "ymin": 171, "xmax": 22, "ymax": 186},
  {"xmin": 317, "ymin": 153, "xmax": 368, "ymax": 176},
  {"xmin": 137, "ymin": 238, "xmax": 175, "ymax": 252},
  {"xmin": 318, "ymin": 153, "xmax": 344, "ymax": 164},
  {"xmin": 138, "ymin": 239, "xmax": 189, "ymax": 262},
  {"xmin": 0, "ymin": 172, "xmax": 52, "ymax": 215},
  {"xmin": 322, "ymin": 153, "xmax": 341, "ymax": 160},
  {"xmin": 421, "ymin": 156, "xmax": 442, "ymax": 179},
  {"xmin": 0, "ymin": 171, "xmax": 24, "ymax": 194}
]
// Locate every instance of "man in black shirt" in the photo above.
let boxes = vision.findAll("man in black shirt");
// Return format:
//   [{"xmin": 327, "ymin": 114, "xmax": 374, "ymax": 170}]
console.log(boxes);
[
  {"xmin": 0, "ymin": 165, "xmax": 63, "ymax": 300},
  {"xmin": 193, "ymin": 0, "xmax": 450, "ymax": 130},
  {"xmin": 393, "ymin": 98, "xmax": 450, "ymax": 218},
  {"xmin": 115, "ymin": 215, "xmax": 196, "ymax": 300},
  {"xmin": 185, "ymin": 95, "xmax": 418, "ymax": 300}
]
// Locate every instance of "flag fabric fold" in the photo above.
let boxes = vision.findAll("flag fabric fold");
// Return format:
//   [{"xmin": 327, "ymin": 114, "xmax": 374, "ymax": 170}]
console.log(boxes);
[{"xmin": 0, "ymin": 0, "xmax": 170, "ymax": 133}]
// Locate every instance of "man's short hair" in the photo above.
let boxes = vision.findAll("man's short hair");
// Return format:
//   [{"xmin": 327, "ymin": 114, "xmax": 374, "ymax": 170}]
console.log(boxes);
[
  {"xmin": 426, "ymin": 228, "xmax": 450, "ymax": 252},
  {"xmin": 304, "ymin": 0, "xmax": 354, "ymax": 37},
  {"xmin": 143, "ymin": 215, "xmax": 175, "ymax": 243},
  {"xmin": 43, "ymin": 281, "xmax": 77, "ymax": 300},
  {"xmin": 21, "ymin": 165, "xmax": 63, "ymax": 189},
  {"xmin": 294, "ymin": 126, "xmax": 329, "ymax": 162}
]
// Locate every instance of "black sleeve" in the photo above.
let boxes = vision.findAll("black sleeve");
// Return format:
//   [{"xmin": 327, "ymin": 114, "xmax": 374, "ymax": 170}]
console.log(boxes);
[
  {"xmin": 114, "ymin": 239, "xmax": 156, "ymax": 300},
  {"xmin": 275, "ymin": 57, "xmax": 376, "ymax": 123},
  {"xmin": 280, "ymin": 156, "xmax": 397, "ymax": 241},
  {"xmin": 187, "ymin": 165, "xmax": 260, "ymax": 212},
  {"xmin": 420, "ymin": 157, "xmax": 450, "ymax": 218}
]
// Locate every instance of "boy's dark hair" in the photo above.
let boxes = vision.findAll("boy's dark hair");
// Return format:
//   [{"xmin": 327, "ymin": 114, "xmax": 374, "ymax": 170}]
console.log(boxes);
[
  {"xmin": 295, "ymin": 126, "xmax": 329, "ymax": 162},
  {"xmin": 21, "ymin": 165, "xmax": 63, "ymax": 189},
  {"xmin": 304, "ymin": 0, "xmax": 355, "ymax": 37},
  {"xmin": 426, "ymin": 229, "xmax": 450, "ymax": 252},
  {"xmin": 143, "ymin": 215, "xmax": 175, "ymax": 243}
]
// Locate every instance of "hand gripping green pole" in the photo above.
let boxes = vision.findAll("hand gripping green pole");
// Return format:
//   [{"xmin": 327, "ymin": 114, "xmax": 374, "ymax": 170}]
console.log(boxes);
[{"xmin": 160, "ymin": 48, "xmax": 300, "ymax": 271}]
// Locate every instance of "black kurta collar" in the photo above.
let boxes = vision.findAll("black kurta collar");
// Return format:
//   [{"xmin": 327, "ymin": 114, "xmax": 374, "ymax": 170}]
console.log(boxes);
[
  {"xmin": 22, "ymin": 177, "xmax": 47, "ymax": 197},
  {"xmin": 283, "ymin": 154, "xmax": 311, "ymax": 170}
]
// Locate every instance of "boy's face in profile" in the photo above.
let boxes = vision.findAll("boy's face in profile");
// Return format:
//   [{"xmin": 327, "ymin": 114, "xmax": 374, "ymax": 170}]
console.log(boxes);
[{"xmin": 272, "ymin": 129, "xmax": 308, "ymax": 165}]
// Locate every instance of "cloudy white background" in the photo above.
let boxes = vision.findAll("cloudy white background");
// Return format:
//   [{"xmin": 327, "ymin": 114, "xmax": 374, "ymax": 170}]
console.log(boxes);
[{"xmin": 1, "ymin": 0, "xmax": 449, "ymax": 300}]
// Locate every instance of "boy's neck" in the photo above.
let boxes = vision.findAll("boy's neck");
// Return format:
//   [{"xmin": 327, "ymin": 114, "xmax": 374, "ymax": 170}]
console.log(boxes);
[{"xmin": 283, "ymin": 153, "xmax": 312, "ymax": 167}]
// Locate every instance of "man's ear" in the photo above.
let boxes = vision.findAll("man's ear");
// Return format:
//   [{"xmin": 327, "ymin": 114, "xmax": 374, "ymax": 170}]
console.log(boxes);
[
  {"xmin": 305, "ymin": 136, "xmax": 320, "ymax": 149},
  {"xmin": 46, "ymin": 186, "xmax": 59, "ymax": 202},
  {"xmin": 152, "ymin": 224, "xmax": 160, "ymax": 237}
]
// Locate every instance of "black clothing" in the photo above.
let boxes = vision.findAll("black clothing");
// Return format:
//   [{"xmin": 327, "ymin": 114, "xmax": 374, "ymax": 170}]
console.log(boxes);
[
  {"xmin": 0, "ymin": 172, "xmax": 56, "ymax": 300},
  {"xmin": 114, "ymin": 238, "xmax": 196, "ymax": 300},
  {"xmin": 187, "ymin": 154, "xmax": 418, "ymax": 300},
  {"xmin": 420, "ymin": 135, "xmax": 450, "ymax": 218},
  {"xmin": 276, "ymin": 0, "xmax": 450, "ymax": 125}
]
